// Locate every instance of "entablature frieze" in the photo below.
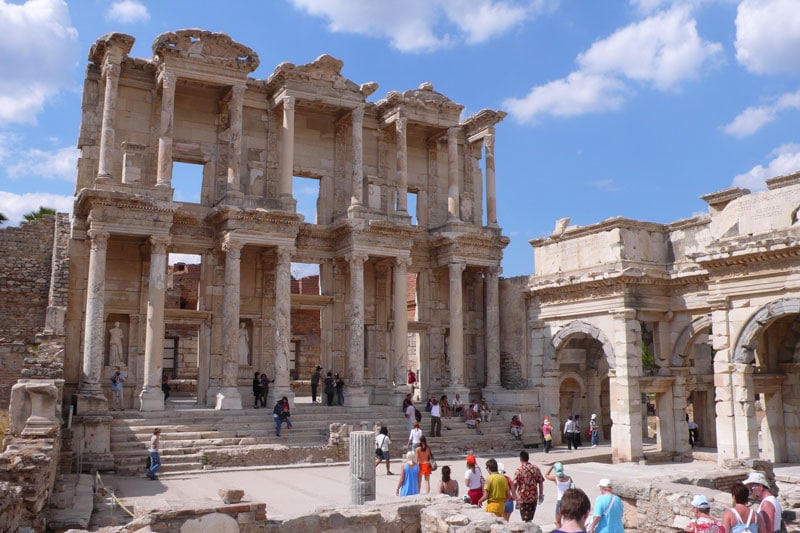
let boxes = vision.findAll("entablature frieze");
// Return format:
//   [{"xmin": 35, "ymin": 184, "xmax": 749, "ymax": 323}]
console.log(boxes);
[{"xmin": 692, "ymin": 234, "xmax": 800, "ymax": 271}]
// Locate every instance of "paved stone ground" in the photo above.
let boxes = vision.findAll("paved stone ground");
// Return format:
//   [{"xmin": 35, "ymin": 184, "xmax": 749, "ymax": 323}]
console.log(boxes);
[{"xmin": 96, "ymin": 443, "xmax": 731, "ymax": 531}]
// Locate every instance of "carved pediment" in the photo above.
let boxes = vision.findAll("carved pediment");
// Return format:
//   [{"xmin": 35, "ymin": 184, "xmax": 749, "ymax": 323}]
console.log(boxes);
[
  {"xmin": 265, "ymin": 54, "xmax": 369, "ymax": 96},
  {"xmin": 152, "ymin": 29, "xmax": 259, "ymax": 73},
  {"xmin": 376, "ymin": 82, "xmax": 463, "ymax": 125}
]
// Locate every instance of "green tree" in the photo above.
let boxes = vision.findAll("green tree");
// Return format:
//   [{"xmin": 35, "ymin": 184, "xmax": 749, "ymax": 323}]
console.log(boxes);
[
  {"xmin": 23, "ymin": 206, "xmax": 56, "ymax": 221},
  {"xmin": 0, "ymin": 212, "xmax": 7, "ymax": 225}
]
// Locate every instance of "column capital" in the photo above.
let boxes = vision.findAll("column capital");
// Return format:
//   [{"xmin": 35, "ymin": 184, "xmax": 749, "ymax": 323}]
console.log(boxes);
[
  {"xmin": 149, "ymin": 235, "xmax": 171, "ymax": 255},
  {"xmin": 87, "ymin": 229, "xmax": 110, "ymax": 251},
  {"xmin": 158, "ymin": 70, "xmax": 177, "ymax": 90},
  {"xmin": 283, "ymin": 95, "xmax": 296, "ymax": 111},
  {"xmin": 230, "ymin": 84, "xmax": 246, "ymax": 99},
  {"xmin": 345, "ymin": 252, "xmax": 369, "ymax": 266},
  {"xmin": 395, "ymin": 256, "xmax": 413, "ymax": 269},
  {"xmin": 708, "ymin": 296, "xmax": 729, "ymax": 311},
  {"xmin": 352, "ymin": 103, "xmax": 364, "ymax": 120},
  {"xmin": 222, "ymin": 236, "xmax": 244, "ymax": 259},
  {"xmin": 610, "ymin": 308, "xmax": 637, "ymax": 320},
  {"xmin": 485, "ymin": 265, "xmax": 502, "ymax": 278},
  {"xmin": 448, "ymin": 261, "xmax": 466, "ymax": 275},
  {"xmin": 447, "ymin": 126, "xmax": 460, "ymax": 141},
  {"xmin": 396, "ymin": 116, "xmax": 408, "ymax": 131},
  {"xmin": 275, "ymin": 246, "xmax": 294, "ymax": 264},
  {"xmin": 484, "ymin": 131, "xmax": 495, "ymax": 151},
  {"xmin": 101, "ymin": 58, "xmax": 120, "ymax": 81}
]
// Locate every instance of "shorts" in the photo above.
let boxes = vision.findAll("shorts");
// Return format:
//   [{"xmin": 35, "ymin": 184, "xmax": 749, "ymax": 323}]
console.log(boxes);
[
  {"xmin": 486, "ymin": 501, "xmax": 504, "ymax": 517},
  {"xmin": 419, "ymin": 462, "xmax": 431, "ymax": 476},
  {"xmin": 468, "ymin": 488, "xmax": 483, "ymax": 505},
  {"xmin": 380, "ymin": 450, "xmax": 390, "ymax": 460},
  {"xmin": 519, "ymin": 500, "xmax": 538, "ymax": 522},
  {"xmin": 504, "ymin": 500, "xmax": 514, "ymax": 514}
]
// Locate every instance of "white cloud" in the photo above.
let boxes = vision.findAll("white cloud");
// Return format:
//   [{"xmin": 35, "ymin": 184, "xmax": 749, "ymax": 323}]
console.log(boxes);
[
  {"xmin": 723, "ymin": 89, "xmax": 800, "ymax": 137},
  {"xmin": 589, "ymin": 179, "xmax": 618, "ymax": 192},
  {"xmin": 504, "ymin": 5, "xmax": 721, "ymax": 123},
  {"xmin": 735, "ymin": 0, "xmax": 800, "ymax": 75},
  {"xmin": 0, "ymin": 0, "xmax": 79, "ymax": 125},
  {"xmin": 732, "ymin": 143, "xmax": 800, "ymax": 191},
  {"xmin": 106, "ymin": 0, "xmax": 150, "ymax": 24},
  {"xmin": 578, "ymin": 6, "xmax": 722, "ymax": 91},
  {"xmin": 5, "ymin": 145, "xmax": 78, "ymax": 181},
  {"xmin": 0, "ymin": 190, "xmax": 73, "ymax": 226},
  {"xmin": 290, "ymin": 0, "xmax": 550, "ymax": 52},
  {"xmin": 503, "ymin": 72, "xmax": 627, "ymax": 122}
]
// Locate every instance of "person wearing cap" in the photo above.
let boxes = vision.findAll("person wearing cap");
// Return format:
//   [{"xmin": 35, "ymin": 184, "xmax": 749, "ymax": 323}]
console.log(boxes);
[
  {"xmin": 310, "ymin": 365, "xmax": 322, "ymax": 404},
  {"xmin": 513, "ymin": 449, "xmax": 545, "ymax": 522},
  {"xmin": 546, "ymin": 462, "xmax": 574, "ymax": 529},
  {"xmin": 589, "ymin": 414, "xmax": 599, "ymax": 448},
  {"xmin": 721, "ymin": 482, "xmax": 766, "ymax": 533},
  {"xmin": 464, "ymin": 454, "xmax": 485, "ymax": 505},
  {"xmin": 478, "ymin": 458, "xmax": 509, "ymax": 518},
  {"xmin": 744, "ymin": 471, "xmax": 782, "ymax": 532},
  {"xmin": 587, "ymin": 478, "xmax": 623, "ymax": 533},
  {"xmin": 542, "ymin": 417, "xmax": 553, "ymax": 453},
  {"xmin": 685, "ymin": 494, "xmax": 723, "ymax": 532}
]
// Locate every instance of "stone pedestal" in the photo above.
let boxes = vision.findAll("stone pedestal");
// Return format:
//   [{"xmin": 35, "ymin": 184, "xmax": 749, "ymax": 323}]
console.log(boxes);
[
  {"xmin": 215, "ymin": 387, "xmax": 243, "ymax": 410},
  {"xmin": 349, "ymin": 430, "xmax": 376, "ymax": 504},
  {"xmin": 74, "ymin": 391, "xmax": 108, "ymax": 416},
  {"xmin": 20, "ymin": 382, "xmax": 60, "ymax": 437},
  {"xmin": 139, "ymin": 388, "xmax": 165, "ymax": 411},
  {"xmin": 344, "ymin": 387, "xmax": 370, "ymax": 408}
]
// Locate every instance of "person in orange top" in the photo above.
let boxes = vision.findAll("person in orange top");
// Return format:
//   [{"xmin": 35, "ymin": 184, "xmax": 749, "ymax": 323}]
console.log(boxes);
[{"xmin": 416, "ymin": 435, "xmax": 434, "ymax": 493}]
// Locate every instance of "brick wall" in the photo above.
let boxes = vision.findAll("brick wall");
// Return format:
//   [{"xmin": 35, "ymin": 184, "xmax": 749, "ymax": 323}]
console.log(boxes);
[{"xmin": 0, "ymin": 343, "xmax": 25, "ymax": 409}]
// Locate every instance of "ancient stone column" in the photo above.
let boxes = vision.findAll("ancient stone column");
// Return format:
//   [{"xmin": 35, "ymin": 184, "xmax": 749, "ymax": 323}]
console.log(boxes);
[
  {"xmin": 156, "ymin": 71, "xmax": 177, "ymax": 189},
  {"xmin": 96, "ymin": 60, "xmax": 122, "ymax": 183},
  {"xmin": 140, "ymin": 235, "xmax": 170, "ymax": 411},
  {"xmin": 447, "ymin": 127, "xmax": 460, "ymax": 220},
  {"xmin": 447, "ymin": 261, "xmax": 466, "ymax": 387},
  {"xmin": 272, "ymin": 246, "xmax": 295, "ymax": 404},
  {"xmin": 484, "ymin": 131, "xmax": 498, "ymax": 226},
  {"xmin": 345, "ymin": 253, "xmax": 369, "ymax": 406},
  {"xmin": 395, "ymin": 117, "xmax": 408, "ymax": 213},
  {"xmin": 227, "ymin": 84, "xmax": 246, "ymax": 195},
  {"xmin": 350, "ymin": 104, "xmax": 364, "ymax": 208},
  {"xmin": 393, "ymin": 257, "xmax": 412, "ymax": 388},
  {"xmin": 710, "ymin": 296, "xmax": 738, "ymax": 462},
  {"xmin": 731, "ymin": 363, "xmax": 759, "ymax": 459},
  {"xmin": 484, "ymin": 266, "xmax": 501, "ymax": 388},
  {"xmin": 79, "ymin": 229, "xmax": 110, "ymax": 398},
  {"xmin": 610, "ymin": 309, "xmax": 644, "ymax": 463},
  {"xmin": 279, "ymin": 95, "xmax": 296, "ymax": 210},
  {"xmin": 349, "ymin": 431, "xmax": 376, "ymax": 504},
  {"xmin": 216, "ymin": 236, "xmax": 243, "ymax": 410}
]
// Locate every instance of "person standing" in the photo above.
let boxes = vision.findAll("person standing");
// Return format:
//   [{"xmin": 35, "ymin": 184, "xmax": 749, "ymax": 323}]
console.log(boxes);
[
  {"xmin": 396, "ymin": 450, "xmax": 420, "ymax": 496},
  {"xmin": 375, "ymin": 426, "xmax": 394, "ymax": 475},
  {"xmin": 573, "ymin": 415, "xmax": 582, "ymax": 448},
  {"xmin": 590, "ymin": 414, "xmax": 599, "ymax": 448},
  {"xmin": 744, "ymin": 471, "xmax": 782, "ymax": 532},
  {"xmin": 252, "ymin": 371, "xmax": 263, "ymax": 408},
  {"xmin": 513, "ymin": 450, "xmax": 545, "ymax": 522},
  {"xmin": 260, "ymin": 373, "xmax": 272, "ymax": 404},
  {"xmin": 323, "ymin": 371, "xmax": 335, "ymax": 406},
  {"xmin": 146, "ymin": 428, "xmax": 161, "ymax": 480},
  {"xmin": 464, "ymin": 454, "xmax": 484, "ymax": 505},
  {"xmin": 335, "ymin": 373, "xmax": 345, "ymax": 405},
  {"xmin": 542, "ymin": 417, "xmax": 553, "ymax": 453},
  {"xmin": 110, "ymin": 366, "xmax": 125, "ymax": 411},
  {"xmin": 430, "ymin": 397, "xmax": 441, "ymax": 437},
  {"xmin": 587, "ymin": 478, "xmax": 624, "ymax": 533},
  {"xmin": 685, "ymin": 494, "xmax": 723, "ymax": 533},
  {"xmin": 161, "ymin": 370, "xmax": 170, "ymax": 402},
  {"xmin": 310, "ymin": 365, "xmax": 322, "ymax": 403},
  {"xmin": 407, "ymin": 368, "xmax": 417, "ymax": 396},
  {"xmin": 498, "ymin": 462, "xmax": 518, "ymax": 521},
  {"xmin": 545, "ymin": 462, "xmax": 573, "ymax": 529},
  {"xmin": 564, "ymin": 416, "xmax": 576, "ymax": 450},
  {"xmin": 478, "ymin": 458, "xmax": 509, "ymax": 518},
  {"xmin": 405, "ymin": 398, "xmax": 416, "ymax": 432},
  {"xmin": 721, "ymin": 482, "xmax": 766, "ymax": 533},
  {"xmin": 273, "ymin": 396, "xmax": 293, "ymax": 436},
  {"xmin": 416, "ymin": 435, "xmax": 434, "ymax": 493},
  {"xmin": 408, "ymin": 422, "xmax": 422, "ymax": 450},
  {"xmin": 688, "ymin": 418, "xmax": 699, "ymax": 448}
]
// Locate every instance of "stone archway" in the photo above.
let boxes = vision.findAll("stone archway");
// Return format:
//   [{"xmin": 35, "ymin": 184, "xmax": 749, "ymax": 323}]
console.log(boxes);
[{"xmin": 731, "ymin": 298, "xmax": 800, "ymax": 462}]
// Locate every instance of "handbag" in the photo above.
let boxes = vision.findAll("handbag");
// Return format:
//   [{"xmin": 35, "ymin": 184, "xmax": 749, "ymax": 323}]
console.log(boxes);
[
  {"xmin": 430, "ymin": 458, "xmax": 438, "ymax": 471},
  {"xmin": 376, "ymin": 435, "xmax": 385, "ymax": 459}
]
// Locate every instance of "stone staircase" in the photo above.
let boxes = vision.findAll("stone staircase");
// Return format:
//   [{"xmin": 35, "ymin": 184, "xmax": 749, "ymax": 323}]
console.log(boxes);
[{"xmin": 110, "ymin": 402, "xmax": 526, "ymax": 475}]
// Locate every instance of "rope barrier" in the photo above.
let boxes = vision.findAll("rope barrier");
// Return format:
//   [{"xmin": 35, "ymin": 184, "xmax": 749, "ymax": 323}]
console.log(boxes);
[{"xmin": 94, "ymin": 471, "xmax": 135, "ymax": 518}]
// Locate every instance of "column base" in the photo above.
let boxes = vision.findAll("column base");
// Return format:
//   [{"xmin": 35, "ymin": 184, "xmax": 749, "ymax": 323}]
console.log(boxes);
[
  {"xmin": 74, "ymin": 390, "xmax": 108, "ymax": 416},
  {"xmin": 344, "ymin": 387, "xmax": 370, "ymax": 407},
  {"xmin": 139, "ymin": 388, "xmax": 165, "ymax": 411},
  {"xmin": 280, "ymin": 194, "xmax": 297, "ymax": 212},
  {"xmin": 445, "ymin": 385, "xmax": 471, "ymax": 403},
  {"xmin": 270, "ymin": 387, "xmax": 295, "ymax": 407},
  {"xmin": 215, "ymin": 387, "xmax": 243, "ymax": 410}
]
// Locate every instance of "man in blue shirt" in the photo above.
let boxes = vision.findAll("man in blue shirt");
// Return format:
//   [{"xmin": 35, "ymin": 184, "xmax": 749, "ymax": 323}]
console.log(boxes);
[{"xmin": 588, "ymin": 478, "xmax": 623, "ymax": 533}]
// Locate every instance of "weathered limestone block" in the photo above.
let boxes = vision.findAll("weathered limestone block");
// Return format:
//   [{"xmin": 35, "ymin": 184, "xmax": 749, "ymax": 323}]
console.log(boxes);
[{"xmin": 219, "ymin": 488, "xmax": 244, "ymax": 504}]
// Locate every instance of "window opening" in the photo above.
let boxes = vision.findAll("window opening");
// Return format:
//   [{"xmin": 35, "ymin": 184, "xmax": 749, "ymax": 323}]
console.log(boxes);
[
  {"xmin": 293, "ymin": 176, "xmax": 321, "ymax": 224},
  {"xmin": 290, "ymin": 341, "xmax": 298, "ymax": 380},
  {"xmin": 168, "ymin": 254, "xmax": 201, "ymax": 310},
  {"xmin": 407, "ymin": 190, "xmax": 418, "ymax": 226},
  {"xmin": 171, "ymin": 162, "xmax": 204, "ymax": 204}
]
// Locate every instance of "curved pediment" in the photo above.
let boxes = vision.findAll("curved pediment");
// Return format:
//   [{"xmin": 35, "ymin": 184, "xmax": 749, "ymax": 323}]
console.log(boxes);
[
  {"xmin": 152, "ymin": 29, "xmax": 259, "ymax": 73},
  {"xmin": 265, "ymin": 54, "xmax": 372, "ymax": 98}
]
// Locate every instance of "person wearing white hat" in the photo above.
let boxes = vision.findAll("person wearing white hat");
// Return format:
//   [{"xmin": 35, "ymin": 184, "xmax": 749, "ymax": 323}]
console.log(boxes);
[
  {"xmin": 497, "ymin": 462, "xmax": 517, "ymax": 521},
  {"xmin": 587, "ymin": 478, "xmax": 623, "ymax": 533},
  {"xmin": 743, "ymin": 471, "xmax": 782, "ymax": 532},
  {"xmin": 685, "ymin": 494, "xmax": 723, "ymax": 532},
  {"xmin": 589, "ymin": 414, "xmax": 599, "ymax": 448}
]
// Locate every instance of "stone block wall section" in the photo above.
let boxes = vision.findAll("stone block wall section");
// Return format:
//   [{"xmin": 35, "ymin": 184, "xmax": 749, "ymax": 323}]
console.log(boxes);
[
  {"xmin": 0, "ymin": 342, "xmax": 26, "ymax": 409},
  {"xmin": 0, "ymin": 436, "xmax": 61, "ymax": 532}
]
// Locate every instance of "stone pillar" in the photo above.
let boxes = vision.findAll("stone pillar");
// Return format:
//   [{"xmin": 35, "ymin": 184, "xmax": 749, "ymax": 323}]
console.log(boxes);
[
  {"xmin": 781, "ymin": 363, "xmax": 800, "ymax": 462},
  {"xmin": 484, "ymin": 266, "xmax": 501, "ymax": 388},
  {"xmin": 710, "ymin": 296, "xmax": 738, "ymax": 461},
  {"xmin": 216, "ymin": 236, "xmax": 243, "ymax": 410},
  {"xmin": 77, "ymin": 229, "xmax": 110, "ymax": 411},
  {"xmin": 345, "ymin": 252, "xmax": 369, "ymax": 407},
  {"xmin": 349, "ymin": 431, "xmax": 376, "ymax": 504},
  {"xmin": 395, "ymin": 117, "xmax": 408, "ymax": 213},
  {"xmin": 610, "ymin": 309, "xmax": 644, "ymax": 463},
  {"xmin": 484, "ymin": 131, "xmax": 498, "ymax": 226},
  {"xmin": 541, "ymin": 371, "xmax": 563, "ymax": 445},
  {"xmin": 447, "ymin": 127, "xmax": 460, "ymax": 220},
  {"xmin": 654, "ymin": 388, "xmax": 675, "ymax": 454},
  {"xmin": 272, "ymin": 246, "xmax": 295, "ymax": 404},
  {"xmin": 156, "ymin": 71, "xmax": 177, "ymax": 189},
  {"xmin": 279, "ymin": 95, "xmax": 296, "ymax": 210},
  {"xmin": 731, "ymin": 363, "xmax": 758, "ymax": 459},
  {"xmin": 350, "ymin": 104, "xmax": 364, "ymax": 208},
  {"xmin": 393, "ymin": 257, "xmax": 412, "ymax": 389},
  {"xmin": 139, "ymin": 235, "xmax": 170, "ymax": 411},
  {"xmin": 227, "ymin": 84, "xmax": 246, "ymax": 196},
  {"xmin": 445, "ymin": 261, "xmax": 468, "ymax": 400},
  {"xmin": 672, "ymin": 369, "xmax": 691, "ymax": 457},
  {"xmin": 96, "ymin": 60, "xmax": 122, "ymax": 182}
]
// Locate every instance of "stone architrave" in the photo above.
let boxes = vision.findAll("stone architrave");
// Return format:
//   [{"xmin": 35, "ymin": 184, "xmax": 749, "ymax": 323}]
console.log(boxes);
[
  {"xmin": 140, "ymin": 235, "xmax": 170, "ymax": 411},
  {"xmin": 77, "ymin": 229, "xmax": 110, "ymax": 411},
  {"xmin": 345, "ymin": 253, "xmax": 369, "ymax": 407},
  {"xmin": 272, "ymin": 246, "xmax": 295, "ymax": 404},
  {"xmin": 349, "ymin": 430, "xmax": 376, "ymax": 505},
  {"xmin": 216, "ymin": 236, "xmax": 243, "ymax": 410}
]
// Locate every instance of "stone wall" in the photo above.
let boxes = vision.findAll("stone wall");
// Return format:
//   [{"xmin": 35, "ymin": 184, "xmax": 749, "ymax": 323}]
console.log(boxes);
[
  {"xmin": 0, "ymin": 436, "xmax": 61, "ymax": 532},
  {"xmin": 0, "ymin": 342, "xmax": 26, "ymax": 409}
]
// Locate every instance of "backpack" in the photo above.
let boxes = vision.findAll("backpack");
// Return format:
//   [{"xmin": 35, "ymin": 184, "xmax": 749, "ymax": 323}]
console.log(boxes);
[{"xmin": 414, "ymin": 408, "xmax": 422, "ymax": 422}]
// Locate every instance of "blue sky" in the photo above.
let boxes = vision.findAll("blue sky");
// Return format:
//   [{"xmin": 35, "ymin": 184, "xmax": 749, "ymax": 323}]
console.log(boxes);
[{"xmin": 1, "ymin": 0, "xmax": 800, "ymax": 277}]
